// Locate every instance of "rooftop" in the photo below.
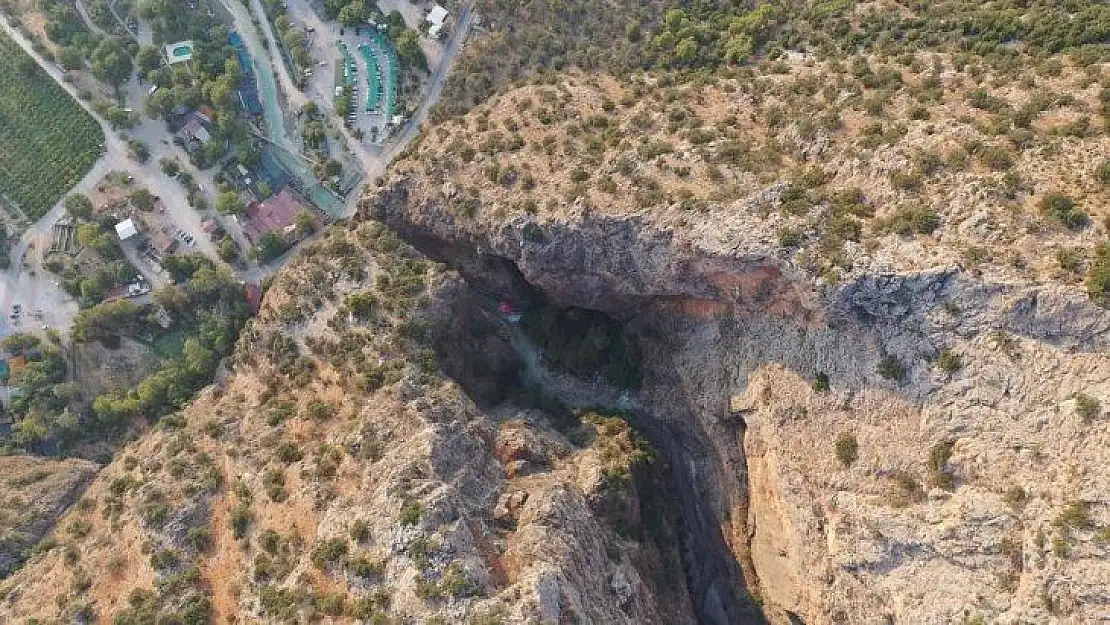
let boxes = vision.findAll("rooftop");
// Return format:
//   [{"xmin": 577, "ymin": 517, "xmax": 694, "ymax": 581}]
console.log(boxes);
[
  {"xmin": 115, "ymin": 219, "xmax": 138, "ymax": 240},
  {"xmin": 242, "ymin": 188, "xmax": 309, "ymax": 245},
  {"xmin": 427, "ymin": 5, "xmax": 448, "ymax": 26}
]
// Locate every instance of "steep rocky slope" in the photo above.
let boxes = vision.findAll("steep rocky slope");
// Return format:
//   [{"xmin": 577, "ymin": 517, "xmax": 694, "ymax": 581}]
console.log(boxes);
[
  {"xmin": 0, "ymin": 224, "xmax": 694, "ymax": 624},
  {"xmin": 1, "ymin": 54, "xmax": 1108, "ymax": 625},
  {"xmin": 0, "ymin": 456, "xmax": 97, "ymax": 577},
  {"xmin": 369, "ymin": 63, "xmax": 1110, "ymax": 623}
]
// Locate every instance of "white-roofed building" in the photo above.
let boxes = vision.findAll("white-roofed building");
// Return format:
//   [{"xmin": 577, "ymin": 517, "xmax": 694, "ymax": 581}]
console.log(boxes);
[
  {"xmin": 426, "ymin": 5, "xmax": 448, "ymax": 38},
  {"xmin": 115, "ymin": 218, "xmax": 138, "ymax": 241}
]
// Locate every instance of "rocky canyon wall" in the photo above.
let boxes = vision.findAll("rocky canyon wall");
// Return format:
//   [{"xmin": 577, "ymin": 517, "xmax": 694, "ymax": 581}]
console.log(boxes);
[{"xmin": 367, "ymin": 177, "xmax": 1110, "ymax": 624}]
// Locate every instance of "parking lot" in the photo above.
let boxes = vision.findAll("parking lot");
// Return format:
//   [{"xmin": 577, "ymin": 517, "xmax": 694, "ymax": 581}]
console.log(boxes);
[{"xmin": 285, "ymin": 0, "xmax": 425, "ymax": 146}]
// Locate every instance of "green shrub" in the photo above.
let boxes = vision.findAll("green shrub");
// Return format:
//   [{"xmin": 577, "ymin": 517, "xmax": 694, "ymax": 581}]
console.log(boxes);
[
  {"xmin": 880, "ymin": 205, "xmax": 939, "ymax": 235},
  {"xmin": 926, "ymin": 440, "xmax": 956, "ymax": 491},
  {"xmin": 440, "ymin": 562, "xmax": 474, "ymax": 597},
  {"xmin": 1039, "ymin": 193, "xmax": 1088, "ymax": 229},
  {"xmin": 276, "ymin": 441, "xmax": 303, "ymax": 464},
  {"xmin": 310, "ymin": 538, "xmax": 349, "ymax": 569},
  {"xmin": 263, "ymin": 468, "xmax": 287, "ymax": 502},
  {"xmin": 1096, "ymin": 159, "xmax": 1110, "ymax": 186},
  {"xmin": 1087, "ymin": 244, "xmax": 1110, "ymax": 308},
  {"xmin": 889, "ymin": 470, "xmax": 924, "ymax": 507},
  {"xmin": 1056, "ymin": 247, "xmax": 1084, "ymax": 273},
  {"xmin": 258, "ymin": 585, "xmax": 299, "ymax": 620},
  {"xmin": 149, "ymin": 548, "xmax": 179, "ymax": 571},
  {"xmin": 1003, "ymin": 485, "xmax": 1027, "ymax": 508},
  {"xmin": 305, "ymin": 401, "xmax": 336, "ymax": 420},
  {"xmin": 1051, "ymin": 535, "xmax": 1070, "ymax": 558},
  {"xmin": 878, "ymin": 355, "xmax": 906, "ymax": 381},
  {"xmin": 398, "ymin": 500, "xmax": 423, "ymax": 526},
  {"xmin": 1075, "ymin": 394, "xmax": 1101, "ymax": 422},
  {"xmin": 1053, "ymin": 501, "xmax": 1092, "ymax": 531},
  {"xmin": 230, "ymin": 502, "xmax": 252, "ymax": 539},
  {"xmin": 889, "ymin": 170, "xmax": 923, "ymax": 191},
  {"xmin": 977, "ymin": 145, "xmax": 1014, "ymax": 171},
  {"xmin": 350, "ymin": 519, "xmax": 370, "ymax": 543},
  {"xmin": 313, "ymin": 592, "xmax": 346, "ymax": 616},
  {"xmin": 834, "ymin": 432, "xmax": 858, "ymax": 467},
  {"xmin": 812, "ymin": 372, "xmax": 830, "ymax": 392},
  {"xmin": 187, "ymin": 526, "xmax": 212, "ymax": 552},
  {"xmin": 346, "ymin": 553, "xmax": 383, "ymax": 579},
  {"xmin": 777, "ymin": 228, "xmax": 804, "ymax": 248},
  {"xmin": 936, "ymin": 349, "xmax": 962, "ymax": 374}
]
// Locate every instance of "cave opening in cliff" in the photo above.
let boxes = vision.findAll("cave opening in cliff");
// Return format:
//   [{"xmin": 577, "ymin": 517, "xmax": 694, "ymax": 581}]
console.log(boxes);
[{"xmin": 412, "ymin": 244, "xmax": 766, "ymax": 625}]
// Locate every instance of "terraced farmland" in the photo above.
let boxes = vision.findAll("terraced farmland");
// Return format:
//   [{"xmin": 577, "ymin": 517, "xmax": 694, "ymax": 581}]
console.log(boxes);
[{"xmin": 0, "ymin": 30, "xmax": 103, "ymax": 220}]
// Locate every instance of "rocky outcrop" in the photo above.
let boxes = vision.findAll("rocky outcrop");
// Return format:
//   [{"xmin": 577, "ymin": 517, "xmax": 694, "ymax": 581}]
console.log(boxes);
[
  {"xmin": 366, "ymin": 173, "xmax": 1110, "ymax": 623},
  {"xmin": 0, "ymin": 224, "xmax": 696, "ymax": 625}
]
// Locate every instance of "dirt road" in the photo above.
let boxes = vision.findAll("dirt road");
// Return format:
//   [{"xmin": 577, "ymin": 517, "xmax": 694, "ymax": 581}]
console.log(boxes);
[{"xmin": 0, "ymin": 14, "xmax": 228, "ymax": 337}]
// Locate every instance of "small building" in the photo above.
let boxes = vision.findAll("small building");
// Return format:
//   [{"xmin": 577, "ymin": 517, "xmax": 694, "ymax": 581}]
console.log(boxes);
[
  {"xmin": 426, "ymin": 4, "xmax": 448, "ymax": 37},
  {"xmin": 115, "ymin": 219, "xmax": 138, "ymax": 241},
  {"xmin": 241, "ymin": 188, "xmax": 310, "ymax": 245},
  {"xmin": 181, "ymin": 116, "xmax": 211, "ymax": 144}
]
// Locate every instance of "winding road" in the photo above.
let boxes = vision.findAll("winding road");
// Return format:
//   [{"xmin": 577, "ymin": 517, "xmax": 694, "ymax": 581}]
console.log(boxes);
[
  {"xmin": 1, "ymin": 0, "xmax": 478, "ymax": 336},
  {"xmin": 233, "ymin": 0, "xmax": 477, "ymax": 215}
]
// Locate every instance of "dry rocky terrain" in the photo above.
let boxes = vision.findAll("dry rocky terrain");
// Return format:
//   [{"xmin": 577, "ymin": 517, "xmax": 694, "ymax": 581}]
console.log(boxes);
[{"xmin": 0, "ymin": 45, "xmax": 1108, "ymax": 625}]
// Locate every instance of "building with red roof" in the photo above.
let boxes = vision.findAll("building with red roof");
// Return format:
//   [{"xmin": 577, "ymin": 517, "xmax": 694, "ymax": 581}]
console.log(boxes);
[{"xmin": 241, "ymin": 187, "xmax": 309, "ymax": 245}]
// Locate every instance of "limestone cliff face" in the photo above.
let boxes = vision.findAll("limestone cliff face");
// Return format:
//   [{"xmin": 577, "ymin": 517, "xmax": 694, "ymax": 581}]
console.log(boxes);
[{"xmin": 367, "ymin": 169, "xmax": 1110, "ymax": 623}]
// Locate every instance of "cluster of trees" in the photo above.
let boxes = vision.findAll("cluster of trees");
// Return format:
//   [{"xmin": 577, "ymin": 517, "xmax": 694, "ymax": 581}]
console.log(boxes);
[
  {"xmin": 0, "ymin": 333, "xmax": 81, "ymax": 452},
  {"xmin": 38, "ymin": 3, "xmax": 135, "ymax": 86},
  {"xmin": 0, "ymin": 253, "xmax": 251, "ymax": 452},
  {"xmin": 135, "ymin": 0, "xmax": 255, "ymax": 170},
  {"xmin": 639, "ymin": 0, "xmax": 1108, "ymax": 70},
  {"xmin": 647, "ymin": 5, "xmax": 777, "ymax": 68},
  {"xmin": 321, "ymin": 0, "xmax": 370, "ymax": 26},
  {"xmin": 47, "ymin": 196, "xmax": 139, "ymax": 306},
  {"xmin": 259, "ymin": 0, "xmax": 312, "ymax": 82},
  {"xmin": 378, "ymin": 10, "xmax": 425, "ymax": 72},
  {"xmin": 88, "ymin": 255, "xmax": 250, "ymax": 425},
  {"xmin": 440, "ymin": 0, "xmax": 1107, "ymax": 120}
]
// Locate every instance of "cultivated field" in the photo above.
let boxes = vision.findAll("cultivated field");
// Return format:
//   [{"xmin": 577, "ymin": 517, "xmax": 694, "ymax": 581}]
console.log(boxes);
[{"xmin": 0, "ymin": 30, "xmax": 103, "ymax": 220}]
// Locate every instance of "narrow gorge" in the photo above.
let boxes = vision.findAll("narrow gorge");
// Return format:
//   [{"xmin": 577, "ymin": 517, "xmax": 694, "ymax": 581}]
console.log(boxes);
[{"xmin": 366, "ymin": 170, "xmax": 1110, "ymax": 623}]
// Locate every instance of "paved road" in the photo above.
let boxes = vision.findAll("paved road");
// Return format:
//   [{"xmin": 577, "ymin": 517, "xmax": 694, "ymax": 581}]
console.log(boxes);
[
  {"xmin": 247, "ymin": 0, "xmax": 477, "ymax": 217},
  {"xmin": 382, "ymin": 1, "xmax": 476, "ymax": 167}
]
